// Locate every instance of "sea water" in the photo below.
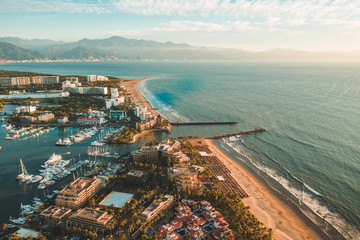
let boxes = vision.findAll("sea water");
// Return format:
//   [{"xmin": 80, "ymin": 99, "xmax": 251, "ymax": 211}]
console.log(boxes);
[{"xmin": 1, "ymin": 61, "xmax": 360, "ymax": 239}]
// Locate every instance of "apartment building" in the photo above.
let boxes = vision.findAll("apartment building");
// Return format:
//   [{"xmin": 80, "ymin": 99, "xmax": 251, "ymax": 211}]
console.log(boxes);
[
  {"xmin": 31, "ymin": 76, "xmax": 59, "ymax": 84},
  {"xmin": 0, "ymin": 77, "xmax": 30, "ymax": 86},
  {"xmin": 87, "ymin": 75, "xmax": 109, "ymax": 82}
]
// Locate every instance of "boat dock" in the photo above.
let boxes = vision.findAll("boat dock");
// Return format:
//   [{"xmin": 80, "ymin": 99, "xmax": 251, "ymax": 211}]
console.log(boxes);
[
  {"xmin": 170, "ymin": 121, "xmax": 238, "ymax": 126},
  {"xmin": 205, "ymin": 128, "xmax": 267, "ymax": 139}
]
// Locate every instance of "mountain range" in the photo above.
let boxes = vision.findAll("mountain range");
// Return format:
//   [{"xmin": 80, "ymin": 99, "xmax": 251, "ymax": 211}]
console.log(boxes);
[{"xmin": 0, "ymin": 36, "xmax": 359, "ymax": 61}]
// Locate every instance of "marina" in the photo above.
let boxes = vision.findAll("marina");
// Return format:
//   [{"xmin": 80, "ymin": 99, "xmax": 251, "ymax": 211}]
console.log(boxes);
[
  {"xmin": 56, "ymin": 126, "xmax": 99, "ymax": 146},
  {"xmin": 3, "ymin": 125, "xmax": 56, "ymax": 141},
  {"xmin": 0, "ymin": 123, "xmax": 151, "ymax": 228}
]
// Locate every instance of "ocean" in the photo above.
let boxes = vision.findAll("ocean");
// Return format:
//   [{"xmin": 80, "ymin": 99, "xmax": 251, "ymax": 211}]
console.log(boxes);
[{"xmin": 0, "ymin": 61, "xmax": 359, "ymax": 239}]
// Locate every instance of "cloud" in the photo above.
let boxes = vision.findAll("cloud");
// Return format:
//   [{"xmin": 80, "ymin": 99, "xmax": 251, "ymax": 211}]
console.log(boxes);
[
  {"xmin": 107, "ymin": 20, "xmax": 260, "ymax": 38},
  {"xmin": 110, "ymin": 0, "xmax": 360, "ymax": 28},
  {"xmin": 0, "ymin": 0, "xmax": 111, "ymax": 13}
]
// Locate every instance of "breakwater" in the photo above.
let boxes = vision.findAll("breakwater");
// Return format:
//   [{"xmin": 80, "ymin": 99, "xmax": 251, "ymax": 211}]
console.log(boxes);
[
  {"xmin": 205, "ymin": 128, "xmax": 267, "ymax": 139},
  {"xmin": 170, "ymin": 121, "xmax": 238, "ymax": 126}
]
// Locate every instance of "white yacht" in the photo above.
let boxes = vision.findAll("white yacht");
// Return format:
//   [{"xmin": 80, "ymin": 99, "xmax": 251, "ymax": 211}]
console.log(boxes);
[
  {"xmin": 42, "ymin": 153, "xmax": 62, "ymax": 168},
  {"xmin": 91, "ymin": 140, "xmax": 105, "ymax": 146},
  {"xmin": 56, "ymin": 138, "xmax": 72, "ymax": 146}
]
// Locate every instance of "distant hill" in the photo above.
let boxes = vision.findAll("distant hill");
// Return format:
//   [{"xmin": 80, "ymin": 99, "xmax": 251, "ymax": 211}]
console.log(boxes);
[
  {"xmin": 40, "ymin": 36, "xmax": 194, "ymax": 58},
  {"xmin": 0, "ymin": 37, "xmax": 64, "ymax": 50},
  {"xmin": 0, "ymin": 42, "xmax": 47, "ymax": 60},
  {"xmin": 1, "ymin": 36, "xmax": 360, "ymax": 61},
  {"xmin": 56, "ymin": 46, "xmax": 113, "ymax": 59}
]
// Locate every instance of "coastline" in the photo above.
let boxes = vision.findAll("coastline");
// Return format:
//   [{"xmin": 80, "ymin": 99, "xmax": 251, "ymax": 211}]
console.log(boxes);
[
  {"xmin": 122, "ymin": 77, "xmax": 171, "ymax": 143},
  {"xmin": 121, "ymin": 77, "xmax": 160, "ymax": 117},
  {"xmin": 130, "ymin": 76, "xmax": 327, "ymax": 239},
  {"xmin": 204, "ymin": 139, "xmax": 325, "ymax": 240}
]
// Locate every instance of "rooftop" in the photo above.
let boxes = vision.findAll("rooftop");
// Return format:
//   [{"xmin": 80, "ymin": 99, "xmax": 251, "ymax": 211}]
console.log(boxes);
[
  {"xmin": 60, "ymin": 177, "xmax": 99, "ymax": 195},
  {"xmin": 127, "ymin": 169, "xmax": 144, "ymax": 177},
  {"xmin": 40, "ymin": 205, "xmax": 72, "ymax": 218},
  {"xmin": 99, "ymin": 191, "xmax": 134, "ymax": 209},
  {"xmin": 142, "ymin": 195, "xmax": 173, "ymax": 216},
  {"xmin": 15, "ymin": 228, "xmax": 40, "ymax": 238},
  {"xmin": 70, "ymin": 208, "xmax": 113, "ymax": 224}
]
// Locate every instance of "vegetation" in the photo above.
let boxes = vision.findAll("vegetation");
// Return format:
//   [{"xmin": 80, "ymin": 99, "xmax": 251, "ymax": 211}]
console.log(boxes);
[
  {"xmin": 38, "ymin": 96, "xmax": 104, "ymax": 119},
  {"xmin": 108, "ymin": 127, "xmax": 138, "ymax": 143},
  {"xmin": 180, "ymin": 139, "xmax": 201, "ymax": 164}
]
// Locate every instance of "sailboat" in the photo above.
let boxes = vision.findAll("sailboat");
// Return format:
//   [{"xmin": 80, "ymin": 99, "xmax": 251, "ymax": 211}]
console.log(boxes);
[
  {"xmin": 17, "ymin": 159, "xmax": 43, "ymax": 184},
  {"xmin": 17, "ymin": 159, "xmax": 32, "ymax": 182}
]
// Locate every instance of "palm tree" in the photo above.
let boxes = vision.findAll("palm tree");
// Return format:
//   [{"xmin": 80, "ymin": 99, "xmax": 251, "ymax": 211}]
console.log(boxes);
[{"xmin": 2, "ymin": 223, "xmax": 8, "ymax": 232}]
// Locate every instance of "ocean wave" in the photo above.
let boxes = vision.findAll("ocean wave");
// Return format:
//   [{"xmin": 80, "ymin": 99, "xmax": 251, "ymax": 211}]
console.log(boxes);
[
  {"xmin": 221, "ymin": 138, "xmax": 360, "ymax": 240},
  {"xmin": 138, "ymin": 79, "xmax": 190, "ymax": 122}
]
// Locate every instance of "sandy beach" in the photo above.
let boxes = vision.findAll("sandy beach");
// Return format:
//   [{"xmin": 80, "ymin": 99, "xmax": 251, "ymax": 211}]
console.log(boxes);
[
  {"xmin": 121, "ymin": 78, "xmax": 159, "ymax": 116},
  {"xmin": 124, "ymin": 77, "xmax": 325, "ymax": 239},
  {"xmin": 204, "ymin": 139, "xmax": 325, "ymax": 240}
]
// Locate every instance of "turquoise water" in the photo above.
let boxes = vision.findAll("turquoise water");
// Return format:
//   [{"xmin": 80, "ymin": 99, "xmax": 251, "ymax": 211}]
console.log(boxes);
[{"xmin": 1, "ymin": 61, "xmax": 360, "ymax": 238}]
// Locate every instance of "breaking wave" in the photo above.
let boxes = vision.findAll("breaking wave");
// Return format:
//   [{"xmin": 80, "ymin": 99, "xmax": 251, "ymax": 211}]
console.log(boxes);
[{"xmin": 221, "ymin": 137, "xmax": 360, "ymax": 240}]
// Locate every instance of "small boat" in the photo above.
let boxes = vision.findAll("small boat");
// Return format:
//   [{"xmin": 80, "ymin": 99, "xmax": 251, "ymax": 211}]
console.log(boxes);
[
  {"xmin": 9, "ymin": 217, "xmax": 26, "ymax": 225},
  {"xmin": 5, "ymin": 134, "xmax": 12, "ymax": 140},
  {"xmin": 91, "ymin": 140, "xmax": 105, "ymax": 146},
  {"xmin": 56, "ymin": 138, "xmax": 72, "ymax": 146},
  {"xmin": 7, "ymin": 224, "xmax": 17, "ymax": 228}
]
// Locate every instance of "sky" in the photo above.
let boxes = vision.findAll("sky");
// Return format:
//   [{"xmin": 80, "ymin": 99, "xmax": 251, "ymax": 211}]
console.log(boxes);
[{"xmin": 1, "ymin": 0, "xmax": 360, "ymax": 51}]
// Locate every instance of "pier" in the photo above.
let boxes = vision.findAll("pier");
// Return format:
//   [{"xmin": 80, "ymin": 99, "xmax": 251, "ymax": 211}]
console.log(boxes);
[
  {"xmin": 170, "ymin": 121, "xmax": 238, "ymax": 126},
  {"xmin": 205, "ymin": 128, "xmax": 267, "ymax": 139}
]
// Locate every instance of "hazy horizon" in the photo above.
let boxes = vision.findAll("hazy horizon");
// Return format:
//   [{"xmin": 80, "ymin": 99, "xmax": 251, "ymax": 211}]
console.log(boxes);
[{"xmin": 2, "ymin": 35, "xmax": 360, "ymax": 54}]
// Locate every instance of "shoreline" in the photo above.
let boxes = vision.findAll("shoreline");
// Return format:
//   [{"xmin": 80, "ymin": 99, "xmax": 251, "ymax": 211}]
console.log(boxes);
[
  {"xmin": 121, "ymin": 77, "xmax": 160, "ymax": 117},
  {"xmin": 122, "ymin": 77, "xmax": 171, "ymax": 143},
  {"xmin": 204, "ymin": 138, "xmax": 326, "ymax": 240},
  {"xmin": 130, "ymin": 76, "xmax": 328, "ymax": 239},
  {"xmin": 124, "ymin": 76, "xmax": 342, "ymax": 239}
]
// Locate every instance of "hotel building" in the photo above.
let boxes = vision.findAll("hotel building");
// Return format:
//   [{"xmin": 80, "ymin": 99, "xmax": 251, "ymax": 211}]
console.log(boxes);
[
  {"xmin": 37, "ymin": 113, "xmax": 55, "ymax": 122},
  {"xmin": 168, "ymin": 167, "xmax": 199, "ymax": 190},
  {"xmin": 66, "ymin": 208, "xmax": 113, "ymax": 233},
  {"xmin": 55, "ymin": 177, "xmax": 102, "ymax": 210},
  {"xmin": 40, "ymin": 206, "xmax": 72, "ymax": 223},
  {"xmin": 139, "ymin": 195, "xmax": 174, "ymax": 223}
]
